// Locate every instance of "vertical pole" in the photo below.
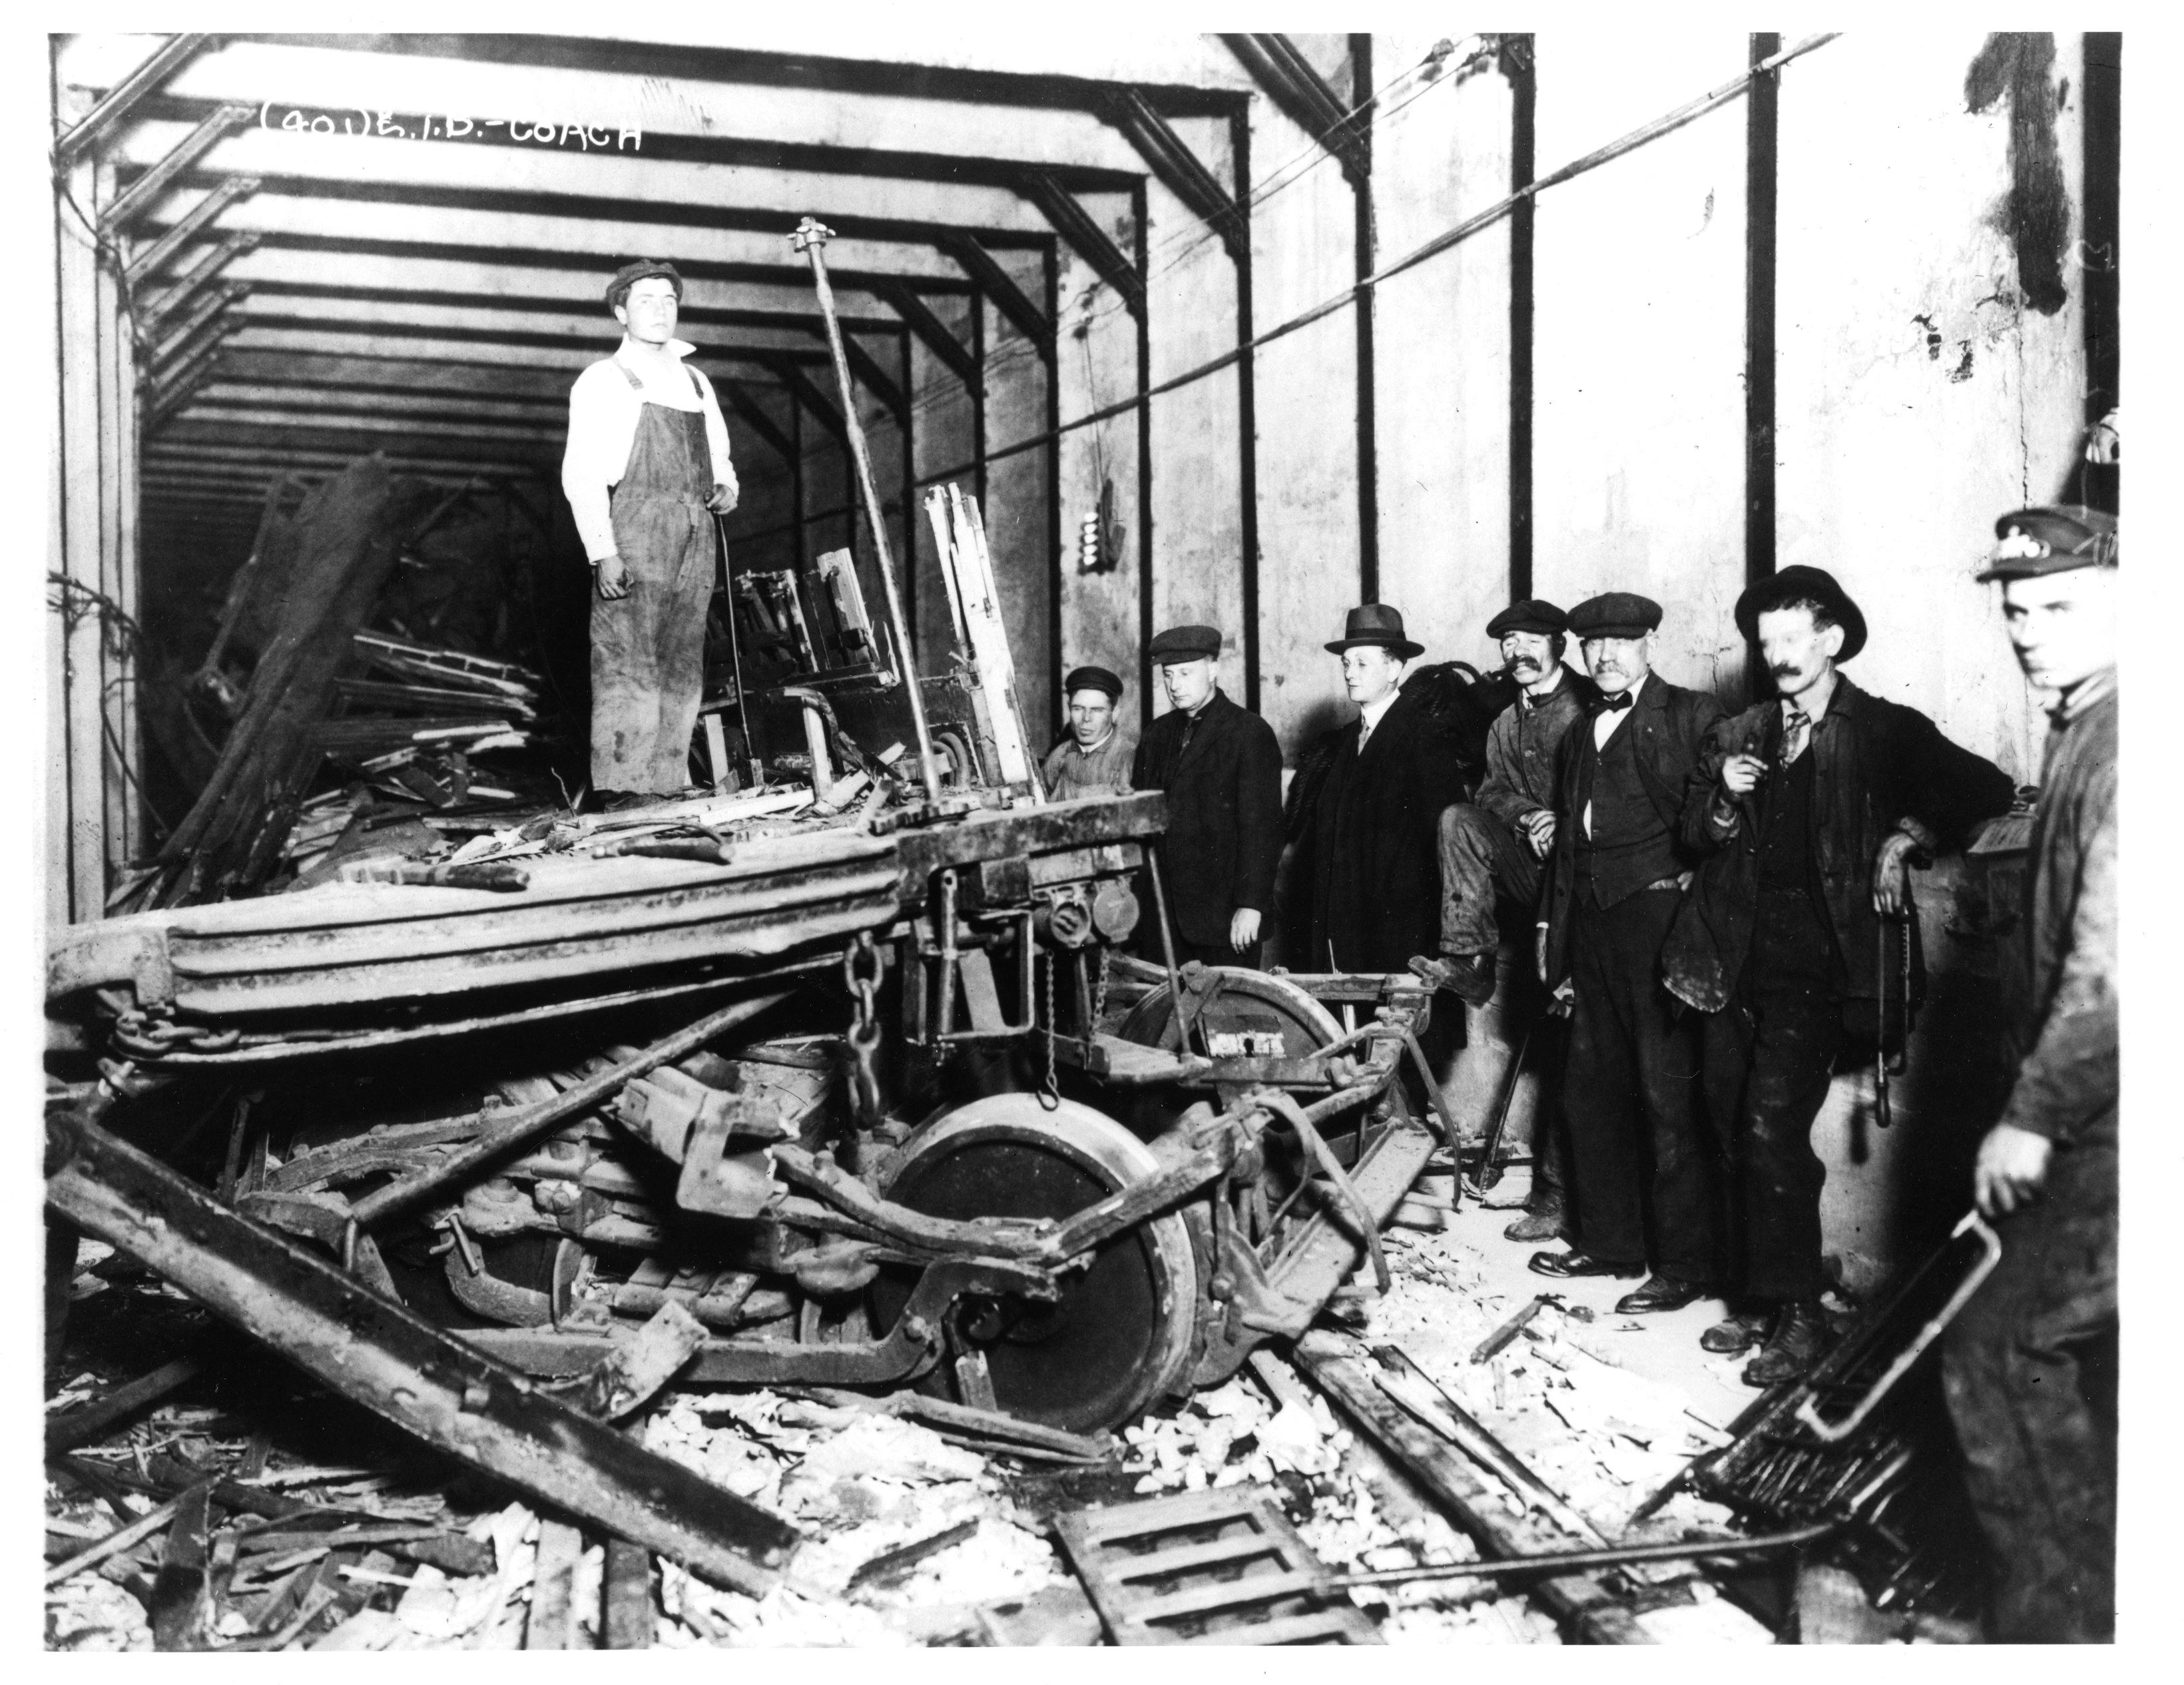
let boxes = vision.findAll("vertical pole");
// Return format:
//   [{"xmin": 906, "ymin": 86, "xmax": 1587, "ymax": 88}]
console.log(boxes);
[
  {"xmin": 1507, "ymin": 39, "xmax": 1537, "ymax": 604},
  {"xmin": 788, "ymin": 398, "xmax": 804, "ymax": 568},
  {"xmin": 101, "ymin": 147, "xmax": 144, "ymax": 866},
  {"xmin": 1745, "ymin": 31, "xmax": 1781, "ymax": 703},
  {"xmin": 970, "ymin": 290, "xmax": 988, "ymax": 513},
  {"xmin": 1133, "ymin": 182, "xmax": 1155, "ymax": 730},
  {"xmin": 2081, "ymin": 31, "xmax": 2120, "ymax": 513},
  {"xmin": 1043, "ymin": 240, "xmax": 1063, "ymax": 741},
  {"xmin": 1232, "ymin": 107, "xmax": 1261, "ymax": 716},
  {"xmin": 1350, "ymin": 32, "xmax": 1379, "ymax": 609},
  {"xmin": 791, "ymin": 219, "xmax": 942, "ymax": 805},
  {"xmin": 898, "ymin": 326, "xmax": 918, "ymax": 653}
]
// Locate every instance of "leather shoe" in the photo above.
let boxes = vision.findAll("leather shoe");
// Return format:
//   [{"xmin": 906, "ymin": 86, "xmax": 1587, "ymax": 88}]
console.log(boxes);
[
  {"xmin": 1700, "ymin": 1305, "xmax": 1772, "ymax": 1354},
  {"xmin": 1503, "ymin": 1206, "xmax": 1569, "ymax": 1243},
  {"xmin": 1615, "ymin": 1274, "xmax": 1709, "ymax": 1314},
  {"xmin": 1527, "ymin": 1249, "xmax": 1642, "ymax": 1280},
  {"xmin": 1410, "ymin": 952, "xmax": 1496, "ymax": 1007},
  {"xmin": 1743, "ymin": 1300, "xmax": 1832, "ymax": 1387}
]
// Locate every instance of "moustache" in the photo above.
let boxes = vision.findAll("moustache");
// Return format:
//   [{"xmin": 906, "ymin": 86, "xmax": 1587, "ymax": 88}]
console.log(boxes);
[{"xmin": 1769, "ymin": 663, "xmax": 1801, "ymax": 681}]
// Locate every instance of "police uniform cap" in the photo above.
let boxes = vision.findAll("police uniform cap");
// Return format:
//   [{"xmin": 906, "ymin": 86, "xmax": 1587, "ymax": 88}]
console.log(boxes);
[
  {"xmin": 1063, "ymin": 665, "xmax": 1124, "ymax": 701},
  {"xmin": 1979, "ymin": 505, "xmax": 2119, "ymax": 581},
  {"xmin": 1566, "ymin": 592, "xmax": 1663, "ymax": 639},
  {"xmin": 1148, "ymin": 625, "xmax": 1221, "ymax": 665},
  {"xmin": 1486, "ymin": 599, "xmax": 1569, "ymax": 640}
]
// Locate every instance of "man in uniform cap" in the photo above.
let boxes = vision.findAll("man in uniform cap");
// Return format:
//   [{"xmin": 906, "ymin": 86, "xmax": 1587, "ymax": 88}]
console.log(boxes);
[
  {"xmin": 1296, "ymin": 606, "xmax": 1470, "ymax": 974},
  {"xmin": 1663, "ymin": 567, "xmax": 2010, "ymax": 1384},
  {"xmin": 1131, "ymin": 626, "xmax": 1283, "ymax": 967},
  {"xmin": 562, "ymin": 259, "xmax": 738, "ymax": 805},
  {"xmin": 1043, "ymin": 665, "xmax": 1135, "ymax": 800},
  {"xmin": 1416, "ymin": 598, "xmax": 1596, "ymax": 1239},
  {"xmin": 1529, "ymin": 593, "xmax": 1727, "ymax": 1314},
  {"xmin": 1941, "ymin": 504, "xmax": 2117, "ymax": 1642}
]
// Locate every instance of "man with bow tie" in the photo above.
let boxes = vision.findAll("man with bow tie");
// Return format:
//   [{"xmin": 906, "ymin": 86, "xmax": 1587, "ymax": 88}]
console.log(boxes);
[
  {"xmin": 1662, "ymin": 567, "xmax": 2010, "ymax": 1385},
  {"xmin": 1528, "ymin": 593, "xmax": 1727, "ymax": 1316}
]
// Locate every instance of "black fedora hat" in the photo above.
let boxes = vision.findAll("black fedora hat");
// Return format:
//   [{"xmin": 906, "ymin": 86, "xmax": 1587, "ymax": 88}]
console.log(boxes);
[
  {"xmin": 1324, "ymin": 603, "xmax": 1423, "ymax": 658},
  {"xmin": 1735, "ymin": 566, "xmax": 1868, "ymax": 663}
]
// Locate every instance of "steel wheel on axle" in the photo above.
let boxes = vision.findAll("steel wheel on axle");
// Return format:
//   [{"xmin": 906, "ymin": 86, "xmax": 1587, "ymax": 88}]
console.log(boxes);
[{"xmin": 870, "ymin": 1094, "xmax": 1199, "ymax": 1435}]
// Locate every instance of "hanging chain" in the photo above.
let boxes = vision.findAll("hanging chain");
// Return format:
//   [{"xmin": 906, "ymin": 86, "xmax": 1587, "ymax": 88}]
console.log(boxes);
[
  {"xmin": 1037, "ymin": 948, "xmax": 1061, "ymax": 1111},
  {"xmin": 1090, "ymin": 943, "xmax": 1113, "ymax": 1031},
  {"xmin": 842, "ymin": 930, "xmax": 886, "ymax": 1125}
]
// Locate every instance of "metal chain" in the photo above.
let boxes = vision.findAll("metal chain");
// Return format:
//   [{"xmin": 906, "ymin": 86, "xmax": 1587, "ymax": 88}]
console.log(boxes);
[
  {"xmin": 1037, "ymin": 949, "xmax": 1061, "ymax": 1111},
  {"xmin": 842, "ymin": 931, "xmax": 886, "ymax": 1125},
  {"xmin": 1091, "ymin": 943, "xmax": 1113, "ymax": 1030}
]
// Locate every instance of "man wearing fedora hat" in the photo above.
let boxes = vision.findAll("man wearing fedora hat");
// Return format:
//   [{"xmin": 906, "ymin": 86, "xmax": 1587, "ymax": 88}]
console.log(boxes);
[
  {"xmin": 1296, "ymin": 605, "xmax": 1472, "ymax": 975},
  {"xmin": 1940, "ymin": 506, "xmax": 2117, "ymax": 1642},
  {"xmin": 1132, "ymin": 625, "xmax": 1283, "ymax": 968},
  {"xmin": 1663, "ymin": 566, "xmax": 2010, "ymax": 1385},
  {"xmin": 562, "ymin": 259, "xmax": 738, "ymax": 806}
]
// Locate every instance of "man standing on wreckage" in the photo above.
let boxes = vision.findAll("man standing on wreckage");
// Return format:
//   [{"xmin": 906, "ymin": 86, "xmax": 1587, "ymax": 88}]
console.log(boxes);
[
  {"xmin": 1660, "ymin": 567, "xmax": 2010, "ymax": 1386},
  {"xmin": 561, "ymin": 259, "xmax": 740, "ymax": 809},
  {"xmin": 1942, "ymin": 506, "xmax": 2119, "ymax": 1644}
]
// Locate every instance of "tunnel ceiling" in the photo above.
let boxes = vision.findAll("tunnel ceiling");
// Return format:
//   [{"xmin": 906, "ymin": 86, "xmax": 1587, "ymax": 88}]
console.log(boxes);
[{"xmin": 57, "ymin": 31, "xmax": 1258, "ymax": 547}]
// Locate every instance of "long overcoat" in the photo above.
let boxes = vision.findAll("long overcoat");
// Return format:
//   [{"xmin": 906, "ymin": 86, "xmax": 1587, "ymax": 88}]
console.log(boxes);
[{"xmin": 1131, "ymin": 689, "xmax": 1284, "ymax": 948}]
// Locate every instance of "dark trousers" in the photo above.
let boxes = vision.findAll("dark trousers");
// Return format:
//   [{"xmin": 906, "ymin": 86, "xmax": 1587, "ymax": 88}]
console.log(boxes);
[
  {"xmin": 1561, "ymin": 887, "xmax": 1717, "ymax": 1279},
  {"xmin": 1942, "ymin": 1141, "xmax": 2117, "ymax": 1642},
  {"xmin": 1701, "ymin": 888, "xmax": 1841, "ymax": 1303},
  {"xmin": 1438, "ymin": 804, "xmax": 1544, "ymax": 956}
]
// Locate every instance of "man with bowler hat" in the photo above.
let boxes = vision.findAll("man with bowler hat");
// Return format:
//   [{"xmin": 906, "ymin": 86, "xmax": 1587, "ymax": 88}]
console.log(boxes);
[
  {"xmin": 1663, "ymin": 567, "xmax": 2010, "ymax": 1384},
  {"xmin": 1418, "ymin": 597, "xmax": 1596, "ymax": 1242},
  {"xmin": 1043, "ymin": 665, "xmax": 1135, "ymax": 800},
  {"xmin": 1131, "ymin": 625, "xmax": 1283, "ymax": 968},
  {"xmin": 561, "ymin": 259, "xmax": 738, "ymax": 805},
  {"xmin": 1941, "ymin": 506, "xmax": 2117, "ymax": 1642},
  {"xmin": 1530, "ymin": 593, "xmax": 1726, "ymax": 1315},
  {"xmin": 1297, "ymin": 605, "xmax": 1472, "ymax": 975}
]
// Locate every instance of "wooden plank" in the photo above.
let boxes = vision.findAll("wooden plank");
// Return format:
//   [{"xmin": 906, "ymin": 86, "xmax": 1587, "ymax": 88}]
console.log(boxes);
[
  {"xmin": 525, "ymin": 1518, "xmax": 585, "ymax": 1649},
  {"xmin": 57, "ymin": 85, "xmax": 109, "ymax": 921},
  {"xmin": 601, "ymin": 1538, "xmax": 651, "ymax": 1649}
]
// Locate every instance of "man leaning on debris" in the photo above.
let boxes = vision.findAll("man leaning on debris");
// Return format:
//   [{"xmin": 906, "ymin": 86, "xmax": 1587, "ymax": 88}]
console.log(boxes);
[
  {"xmin": 1662, "ymin": 567, "xmax": 2011, "ymax": 1387},
  {"xmin": 1942, "ymin": 505, "xmax": 2119, "ymax": 1644},
  {"xmin": 561, "ymin": 259, "xmax": 738, "ymax": 808}
]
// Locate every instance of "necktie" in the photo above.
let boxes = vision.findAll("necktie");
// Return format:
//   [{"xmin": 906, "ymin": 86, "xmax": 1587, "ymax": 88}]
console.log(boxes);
[
  {"xmin": 1780, "ymin": 705, "xmax": 1812, "ymax": 765},
  {"xmin": 1357, "ymin": 718, "xmax": 1374, "ymax": 752},
  {"xmin": 1597, "ymin": 691, "xmax": 1634, "ymax": 714}
]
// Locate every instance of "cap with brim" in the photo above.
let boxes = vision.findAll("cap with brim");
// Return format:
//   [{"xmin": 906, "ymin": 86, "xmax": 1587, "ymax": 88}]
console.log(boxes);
[
  {"xmin": 607, "ymin": 259, "xmax": 684, "ymax": 311},
  {"xmin": 1567, "ymin": 592, "xmax": 1663, "ymax": 640},
  {"xmin": 1486, "ymin": 599, "xmax": 1568, "ymax": 640},
  {"xmin": 1148, "ymin": 624, "xmax": 1221, "ymax": 665},
  {"xmin": 1734, "ymin": 565, "xmax": 1868, "ymax": 662},
  {"xmin": 1978, "ymin": 505, "xmax": 2119, "ymax": 581},
  {"xmin": 1063, "ymin": 665, "xmax": 1123, "ymax": 701}
]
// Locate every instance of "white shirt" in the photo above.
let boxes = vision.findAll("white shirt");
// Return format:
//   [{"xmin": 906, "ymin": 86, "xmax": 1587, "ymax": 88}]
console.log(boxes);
[
  {"xmin": 1356, "ymin": 689, "xmax": 1400, "ymax": 749},
  {"xmin": 561, "ymin": 336, "xmax": 736, "ymax": 562},
  {"xmin": 1584, "ymin": 671, "xmax": 1649, "ymax": 837}
]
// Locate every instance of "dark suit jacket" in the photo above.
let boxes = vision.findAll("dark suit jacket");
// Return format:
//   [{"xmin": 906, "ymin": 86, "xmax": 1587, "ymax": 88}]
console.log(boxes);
[
  {"xmin": 1661, "ymin": 676, "xmax": 2013, "ymax": 1024},
  {"xmin": 1298, "ymin": 683, "xmax": 1472, "ymax": 973},
  {"xmin": 1131, "ymin": 689, "xmax": 1284, "ymax": 946},
  {"xmin": 1539, "ymin": 673, "xmax": 1725, "ymax": 986}
]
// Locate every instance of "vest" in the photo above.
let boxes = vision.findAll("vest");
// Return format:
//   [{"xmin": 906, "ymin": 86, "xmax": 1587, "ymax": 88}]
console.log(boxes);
[
  {"xmin": 1759, "ymin": 743, "xmax": 1817, "ymax": 892},
  {"xmin": 1577, "ymin": 717, "xmax": 1685, "ymax": 907}
]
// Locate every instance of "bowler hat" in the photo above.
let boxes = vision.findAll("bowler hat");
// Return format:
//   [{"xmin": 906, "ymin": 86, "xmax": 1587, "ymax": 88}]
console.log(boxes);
[
  {"xmin": 1324, "ymin": 603, "xmax": 1423, "ymax": 658},
  {"xmin": 1735, "ymin": 566, "xmax": 1868, "ymax": 662},
  {"xmin": 1978, "ymin": 505, "xmax": 2119, "ymax": 581},
  {"xmin": 1063, "ymin": 665, "xmax": 1123, "ymax": 701},
  {"xmin": 1567, "ymin": 592, "xmax": 1663, "ymax": 639},
  {"xmin": 1148, "ymin": 624, "xmax": 1221, "ymax": 665},
  {"xmin": 607, "ymin": 258, "xmax": 684, "ymax": 312},
  {"xmin": 1486, "ymin": 599, "xmax": 1568, "ymax": 640}
]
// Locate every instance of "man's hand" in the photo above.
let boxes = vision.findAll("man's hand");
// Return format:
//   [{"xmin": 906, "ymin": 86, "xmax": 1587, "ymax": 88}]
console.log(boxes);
[
  {"xmin": 1229, "ymin": 907, "xmax": 1262, "ymax": 953},
  {"xmin": 1872, "ymin": 831, "xmax": 1920, "ymax": 916},
  {"xmin": 705, "ymin": 480, "xmax": 738, "ymax": 515},
  {"xmin": 595, "ymin": 554, "xmax": 629, "ymax": 601},
  {"xmin": 1719, "ymin": 752, "xmax": 1769, "ymax": 797},
  {"xmin": 1973, "ymin": 1122, "xmax": 2053, "ymax": 1217},
  {"xmin": 1520, "ymin": 809, "xmax": 1557, "ymax": 860}
]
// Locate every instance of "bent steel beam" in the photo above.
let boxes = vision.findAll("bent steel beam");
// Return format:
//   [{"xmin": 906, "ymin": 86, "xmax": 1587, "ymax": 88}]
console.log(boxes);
[{"xmin": 44, "ymin": 1106, "xmax": 805, "ymax": 1596}]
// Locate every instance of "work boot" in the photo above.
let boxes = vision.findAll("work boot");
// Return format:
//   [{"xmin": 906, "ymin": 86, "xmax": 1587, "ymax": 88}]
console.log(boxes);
[
  {"xmin": 1742, "ymin": 1300, "xmax": 1831, "ymax": 1387},
  {"xmin": 1700, "ymin": 1305, "xmax": 1772, "ymax": 1355},
  {"xmin": 1614, "ymin": 1273, "xmax": 1708, "ymax": 1315},
  {"xmin": 1503, "ymin": 1203, "xmax": 1569, "ymax": 1243},
  {"xmin": 1408, "ymin": 952, "xmax": 1496, "ymax": 1008}
]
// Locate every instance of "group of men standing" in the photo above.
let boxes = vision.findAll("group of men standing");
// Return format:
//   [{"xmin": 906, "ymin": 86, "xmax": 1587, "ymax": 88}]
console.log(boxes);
[{"xmin": 1043, "ymin": 513, "xmax": 2116, "ymax": 1644}]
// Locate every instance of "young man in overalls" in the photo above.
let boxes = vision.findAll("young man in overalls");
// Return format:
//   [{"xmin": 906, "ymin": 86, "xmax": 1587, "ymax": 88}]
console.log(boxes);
[{"xmin": 561, "ymin": 259, "xmax": 738, "ymax": 805}]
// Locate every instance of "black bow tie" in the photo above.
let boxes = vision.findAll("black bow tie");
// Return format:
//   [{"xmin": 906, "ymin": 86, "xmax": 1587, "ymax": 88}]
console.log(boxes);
[{"xmin": 1597, "ymin": 691, "xmax": 1635, "ymax": 713}]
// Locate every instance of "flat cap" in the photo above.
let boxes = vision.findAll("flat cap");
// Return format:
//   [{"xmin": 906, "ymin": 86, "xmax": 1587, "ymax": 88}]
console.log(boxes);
[
  {"xmin": 1567, "ymin": 592, "xmax": 1663, "ymax": 639},
  {"xmin": 1979, "ymin": 505, "xmax": 2118, "ymax": 581},
  {"xmin": 1486, "ymin": 598, "xmax": 1568, "ymax": 639},
  {"xmin": 1063, "ymin": 665, "xmax": 1123, "ymax": 701},
  {"xmin": 1148, "ymin": 624, "xmax": 1221, "ymax": 664},
  {"xmin": 606, "ymin": 258, "xmax": 684, "ymax": 311},
  {"xmin": 1735, "ymin": 565, "xmax": 1868, "ymax": 663}
]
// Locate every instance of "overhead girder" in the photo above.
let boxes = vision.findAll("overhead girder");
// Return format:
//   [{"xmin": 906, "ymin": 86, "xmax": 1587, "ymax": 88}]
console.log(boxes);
[
  {"xmin": 111, "ymin": 121, "xmax": 1057, "ymax": 243},
  {"xmin": 222, "ymin": 322, "xmax": 829, "ymax": 372},
  {"xmin": 160, "ymin": 417, "xmax": 565, "ymax": 470},
  {"xmin": 231, "ymin": 289, "xmax": 897, "ymax": 350},
  {"xmin": 1015, "ymin": 169, "xmax": 1143, "ymax": 318},
  {"xmin": 746, "ymin": 352, "xmax": 848, "ymax": 444},
  {"xmin": 1095, "ymin": 89, "xmax": 1246, "ymax": 262},
  {"xmin": 939, "ymin": 234, "xmax": 1053, "ymax": 356},
  {"xmin": 1220, "ymin": 33, "xmax": 1370, "ymax": 187},
  {"xmin": 716, "ymin": 380, "xmax": 797, "ymax": 464},
  {"xmin": 864, "ymin": 278, "xmax": 978, "ymax": 388}
]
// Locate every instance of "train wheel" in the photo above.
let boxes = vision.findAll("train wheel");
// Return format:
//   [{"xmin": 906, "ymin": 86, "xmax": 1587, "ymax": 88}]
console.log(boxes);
[{"xmin": 872, "ymin": 1094, "xmax": 1198, "ymax": 1435}]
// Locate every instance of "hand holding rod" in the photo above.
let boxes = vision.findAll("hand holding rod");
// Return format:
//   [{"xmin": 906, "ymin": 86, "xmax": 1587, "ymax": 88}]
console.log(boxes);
[{"xmin": 790, "ymin": 218, "xmax": 942, "ymax": 806}]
